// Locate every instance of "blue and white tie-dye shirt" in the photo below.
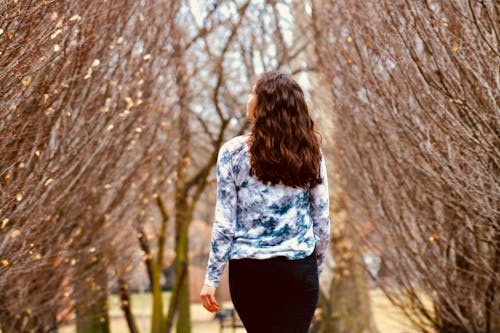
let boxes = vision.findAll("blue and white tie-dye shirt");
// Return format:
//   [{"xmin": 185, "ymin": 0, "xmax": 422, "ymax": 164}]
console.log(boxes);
[{"xmin": 204, "ymin": 133, "xmax": 330, "ymax": 287}]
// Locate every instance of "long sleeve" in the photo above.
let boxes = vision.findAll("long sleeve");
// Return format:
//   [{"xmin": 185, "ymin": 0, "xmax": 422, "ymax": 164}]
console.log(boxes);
[
  {"xmin": 310, "ymin": 150, "xmax": 330, "ymax": 276},
  {"xmin": 203, "ymin": 144, "xmax": 237, "ymax": 287}
]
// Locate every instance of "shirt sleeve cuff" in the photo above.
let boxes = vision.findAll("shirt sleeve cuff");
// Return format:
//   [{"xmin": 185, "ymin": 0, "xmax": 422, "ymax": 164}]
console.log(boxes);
[{"xmin": 204, "ymin": 277, "xmax": 219, "ymax": 287}]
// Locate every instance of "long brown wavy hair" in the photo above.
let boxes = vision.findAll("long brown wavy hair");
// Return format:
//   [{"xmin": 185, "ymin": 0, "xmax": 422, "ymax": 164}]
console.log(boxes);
[{"xmin": 248, "ymin": 71, "xmax": 322, "ymax": 189}]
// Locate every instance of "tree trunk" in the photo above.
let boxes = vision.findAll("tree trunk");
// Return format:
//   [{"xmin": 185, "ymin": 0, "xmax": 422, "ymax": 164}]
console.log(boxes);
[
  {"xmin": 312, "ymin": 168, "xmax": 379, "ymax": 333},
  {"xmin": 310, "ymin": 290, "xmax": 331, "ymax": 333},
  {"xmin": 328, "ymin": 216, "xmax": 378, "ymax": 333},
  {"xmin": 486, "ymin": 229, "xmax": 500, "ymax": 332},
  {"xmin": 75, "ymin": 263, "xmax": 110, "ymax": 333},
  {"xmin": 151, "ymin": 196, "xmax": 169, "ymax": 333},
  {"xmin": 119, "ymin": 279, "xmax": 139, "ymax": 333},
  {"xmin": 174, "ymin": 193, "xmax": 193, "ymax": 333},
  {"xmin": 172, "ymin": 35, "xmax": 192, "ymax": 332},
  {"xmin": 137, "ymin": 226, "xmax": 154, "ymax": 289},
  {"xmin": 165, "ymin": 260, "xmax": 188, "ymax": 333},
  {"xmin": 151, "ymin": 261, "xmax": 165, "ymax": 333},
  {"xmin": 75, "ymin": 298, "xmax": 110, "ymax": 333}
]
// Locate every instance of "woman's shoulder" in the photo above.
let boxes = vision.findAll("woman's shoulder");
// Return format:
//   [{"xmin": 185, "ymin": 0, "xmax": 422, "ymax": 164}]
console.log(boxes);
[{"xmin": 221, "ymin": 133, "xmax": 251, "ymax": 154}]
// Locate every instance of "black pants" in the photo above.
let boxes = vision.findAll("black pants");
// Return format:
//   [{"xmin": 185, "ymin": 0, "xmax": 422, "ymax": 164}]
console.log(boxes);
[{"xmin": 228, "ymin": 249, "xmax": 319, "ymax": 333}]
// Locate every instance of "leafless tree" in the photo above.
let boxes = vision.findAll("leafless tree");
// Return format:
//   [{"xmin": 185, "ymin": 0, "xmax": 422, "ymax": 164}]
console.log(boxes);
[
  {"xmin": 0, "ymin": 0, "xmax": 179, "ymax": 331},
  {"xmin": 312, "ymin": 0, "xmax": 499, "ymax": 332},
  {"xmin": 151, "ymin": 1, "xmax": 319, "ymax": 332}
]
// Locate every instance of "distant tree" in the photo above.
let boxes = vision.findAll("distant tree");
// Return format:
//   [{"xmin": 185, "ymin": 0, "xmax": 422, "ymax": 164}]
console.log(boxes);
[
  {"xmin": 157, "ymin": 1, "xmax": 318, "ymax": 332},
  {"xmin": 312, "ymin": 0, "xmax": 499, "ymax": 332}
]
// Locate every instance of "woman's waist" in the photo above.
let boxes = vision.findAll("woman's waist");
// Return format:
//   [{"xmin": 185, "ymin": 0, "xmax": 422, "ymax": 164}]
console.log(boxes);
[{"xmin": 228, "ymin": 241, "xmax": 316, "ymax": 262}]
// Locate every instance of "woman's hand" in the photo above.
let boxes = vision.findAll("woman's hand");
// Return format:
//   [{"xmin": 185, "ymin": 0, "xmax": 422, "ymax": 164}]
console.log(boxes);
[{"xmin": 200, "ymin": 284, "xmax": 221, "ymax": 313}]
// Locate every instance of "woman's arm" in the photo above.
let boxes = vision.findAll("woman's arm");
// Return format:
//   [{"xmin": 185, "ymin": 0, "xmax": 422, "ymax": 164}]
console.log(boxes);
[
  {"xmin": 310, "ymin": 150, "xmax": 331, "ymax": 276},
  {"xmin": 203, "ymin": 143, "xmax": 237, "ymax": 287}
]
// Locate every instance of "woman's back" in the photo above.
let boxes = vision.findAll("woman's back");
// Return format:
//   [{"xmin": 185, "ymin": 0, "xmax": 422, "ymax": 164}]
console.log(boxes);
[
  {"xmin": 204, "ymin": 133, "xmax": 329, "ymax": 287},
  {"xmin": 228, "ymin": 133, "xmax": 316, "ymax": 252}
]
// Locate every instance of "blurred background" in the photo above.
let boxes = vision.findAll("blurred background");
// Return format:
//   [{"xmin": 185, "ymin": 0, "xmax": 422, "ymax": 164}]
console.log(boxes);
[{"xmin": 0, "ymin": 0, "xmax": 498, "ymax": 332}]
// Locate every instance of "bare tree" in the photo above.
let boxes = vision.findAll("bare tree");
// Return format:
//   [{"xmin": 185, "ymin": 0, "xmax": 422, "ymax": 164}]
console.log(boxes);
[
  {"xmin": 0, "ymin": 1, "xmax": 179, "ymax": 331},
  {"xmin": 312, "ymin": 0, "xmax": 499, "ymax": 332},
  {"xmin": 150, "ymin": 1, "xmax": 320, "ymax": 332}
]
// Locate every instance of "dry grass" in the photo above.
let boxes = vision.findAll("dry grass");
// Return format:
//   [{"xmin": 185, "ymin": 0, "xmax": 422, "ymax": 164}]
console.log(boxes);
[{"xmin": 59, "ymin": 289, "xmax": 428, "ymax": 332}]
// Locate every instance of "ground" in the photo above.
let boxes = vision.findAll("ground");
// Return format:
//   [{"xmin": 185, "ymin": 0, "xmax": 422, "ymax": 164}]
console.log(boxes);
[{"xmin": 59, "ymin": 289, "xmax": 427, "ymax": 333}]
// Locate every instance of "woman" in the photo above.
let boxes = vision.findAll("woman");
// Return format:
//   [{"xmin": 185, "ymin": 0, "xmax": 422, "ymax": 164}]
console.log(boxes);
[{"xmin": 200, "ymin": 71, "xmax": 330, "ymax": 333}]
